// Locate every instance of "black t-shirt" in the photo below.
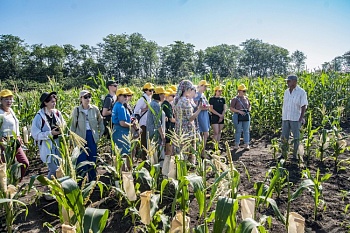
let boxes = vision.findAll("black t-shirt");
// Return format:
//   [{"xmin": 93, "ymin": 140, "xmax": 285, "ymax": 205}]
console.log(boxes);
[
  {"xmin": 102, "ymin": 94, "xmax": 115, "ymax": 120},
  {"xmin": 45, "ymin": 113, "xmax": 59, "ymax": 139},
  {"xmin": 209, "ymin": 97, "xmax": 226, "ymax": 115},
  {"xmin": 162, "ymin": 100, "xmax": 175, "ymax": 130}
]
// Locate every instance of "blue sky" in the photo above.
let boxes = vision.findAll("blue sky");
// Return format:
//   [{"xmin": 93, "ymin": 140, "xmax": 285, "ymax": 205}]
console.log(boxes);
[{"xmin": 1, "ymin": 0, "xmax": 349, "ymax": 70}]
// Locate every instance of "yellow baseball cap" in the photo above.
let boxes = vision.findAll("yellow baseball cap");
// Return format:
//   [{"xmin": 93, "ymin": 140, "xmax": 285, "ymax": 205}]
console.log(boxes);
[
  {"xmin": 143, "ymin": 83, "xmax": 154, "ymax": 90},
  {"xmin": 198, "ymin": 80, "xmax": 210, "ymax": 86},
  {"xmin": 154, "ymin": 87, "xmax": 169, "ymax": 95},
  {"xmin": 116, "ymin": 88, "xmax": 128, "ymax": 96},
  {"xmin": 238, "ymin": 84, "xmax": 247, "ymax": 91},
  {"xmin": 169, "ymin": 85, "xmax": 177, "ymax": 92},
  {"xmin": 0, "ymin": 89, "xmax": 14, "ymax": 98},
  {"xmin": 214, "ymin": 86, "xmax": 223, "ymax": 91},
  {"xmin": 165, "ymin": 88, "xmax": 176, "ymax": 96},
  {"xmin": 124, "ymin": 87, "xmax": 134, "ymax": 95}
]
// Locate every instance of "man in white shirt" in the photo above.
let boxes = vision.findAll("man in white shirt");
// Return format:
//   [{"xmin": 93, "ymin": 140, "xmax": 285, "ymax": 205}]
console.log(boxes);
[
  {"xmin": 133, "ymin": 83, "xmax": 154, "ymax": 160},
  {"xmin": 281, "ymin": 74, "xmax": 308, "ymax": 160}
]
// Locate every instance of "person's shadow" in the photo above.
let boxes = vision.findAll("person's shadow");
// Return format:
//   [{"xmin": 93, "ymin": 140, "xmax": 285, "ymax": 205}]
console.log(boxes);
[{"xmin": 231, "ymin": 148, "xmax": 246, "ymax": 161}]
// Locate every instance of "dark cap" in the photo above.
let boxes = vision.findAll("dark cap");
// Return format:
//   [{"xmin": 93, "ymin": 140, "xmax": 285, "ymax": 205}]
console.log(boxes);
[
  {"xmin": 106, "ymin": 80, "xmax": 118, "ymax": 88},
  {"xmin": 40, "ymin": 91, "xmax": 57, "ymax": 103},
  {"xmin": 285, "ymin": 75, "xmax": 298, "ymax": 81}
]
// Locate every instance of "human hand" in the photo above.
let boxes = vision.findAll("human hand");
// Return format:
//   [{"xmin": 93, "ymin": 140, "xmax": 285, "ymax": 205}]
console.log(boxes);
[
  {"xmin": 238, "ymin": 110, "xmax": 246, "ymax": 115},
  {"xmin": 51, "ymin": 128, "xmax": 60, "ymax": 136}
]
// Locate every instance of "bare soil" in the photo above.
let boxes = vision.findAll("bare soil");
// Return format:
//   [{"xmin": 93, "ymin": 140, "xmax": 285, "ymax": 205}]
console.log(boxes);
[{"xmin": 4, "ymin": 129, "xmax": 350, "ymax": 233}]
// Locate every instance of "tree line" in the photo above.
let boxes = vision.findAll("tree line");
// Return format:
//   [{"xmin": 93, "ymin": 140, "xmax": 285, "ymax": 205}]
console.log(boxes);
[{"xmin": 0, "ymin": 33, "xmax": 318, "ymax": 89}]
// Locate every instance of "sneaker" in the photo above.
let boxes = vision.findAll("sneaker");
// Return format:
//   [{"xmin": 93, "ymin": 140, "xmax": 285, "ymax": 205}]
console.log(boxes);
[
  {"xmin": 233, "ymin": 145, "xmax": 239, "ymax": 150},
  {"xmin": 244, "ymin": 144, "xmax": 250, "ymax": 150}
]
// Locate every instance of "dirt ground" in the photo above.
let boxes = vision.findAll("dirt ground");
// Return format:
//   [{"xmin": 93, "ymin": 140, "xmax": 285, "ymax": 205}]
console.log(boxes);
[{"xmin": 4, "ymin": 129, "xmax": 350, "ymax": 233}]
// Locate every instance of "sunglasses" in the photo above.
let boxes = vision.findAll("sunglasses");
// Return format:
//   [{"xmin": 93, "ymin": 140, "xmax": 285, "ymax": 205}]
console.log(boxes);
[
  {"xmin": 111, "ymin": 84, "xmax": 118, "ymax": 87},
  {"xmin": 119, "ymin": 94, "xmax": 128, "ymax": 98},
  {"xmin": 241, "ymin": 90, "xmax": 247, "ymax": 93},
  {"xmin": 83, "ymin": 95, "xmax": 92, "ymax": 99}
]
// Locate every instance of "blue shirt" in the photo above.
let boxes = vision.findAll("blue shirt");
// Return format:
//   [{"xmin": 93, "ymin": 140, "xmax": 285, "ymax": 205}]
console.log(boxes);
[{"xmin": 112, "ymin": 102, "xmax": 131, "ymax": 127}]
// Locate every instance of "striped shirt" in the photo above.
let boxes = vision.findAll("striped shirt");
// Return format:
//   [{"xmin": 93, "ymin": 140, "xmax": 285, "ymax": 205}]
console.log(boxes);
[{"xmin": 282, "ymin": 86, "xmax": 308, "ymax": 121}]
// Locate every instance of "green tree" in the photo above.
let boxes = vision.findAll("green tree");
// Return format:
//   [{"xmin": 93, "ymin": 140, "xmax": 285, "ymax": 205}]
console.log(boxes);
[
  {"xmin": 204, "ymin": 44, "xmax": 241, "ymax": 77},
  {"xmin": 0, "ymin": 34, "xmax": 28, "ymax": 80},
  {"xmin": 290, "ymin": 50, "xmax": 307, "ymax": 73}
]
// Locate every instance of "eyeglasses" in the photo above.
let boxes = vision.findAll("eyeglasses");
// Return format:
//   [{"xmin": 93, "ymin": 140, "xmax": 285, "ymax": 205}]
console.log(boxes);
[
  {"xmin": 2, "ymin": 98, "xmax": 14, "ymax": 102},
  {"xmin": 83, "ymin": 95, "xmax": 92, "ymax": 99}
]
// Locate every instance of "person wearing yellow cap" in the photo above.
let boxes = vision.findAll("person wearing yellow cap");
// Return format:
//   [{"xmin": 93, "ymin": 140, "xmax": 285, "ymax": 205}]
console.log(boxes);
[
  {"xmin": 123, "ymin": 87, "xmax": 134, "ymax": 116},
  {"xmin": 134, "ymin": 82, "xmax": 154, "ymax": 160},
  {"xmin": 161, "ymin": 88, "xmax": 176, "ymax": 156},
  {"xmin": 209, "ymin": 86, "xmax": 227, "ymax": 143},
  {"xmin": 0, "ymin": 89, "xmax": 29, "ymax": 181},
  {"xmin": 194, "ymin": 80, "xmax": 211, "ymax": 155},
  {"xmin": 146, "ymin": 87, "xmax": 168, "ymax": 152},
  {"xmin": 229, "ymin": 84, "xmax": 251, "ymax": 150},
  {"xmin": 111, "ymin": 88, "xmax": 135, "ymax": 166}
]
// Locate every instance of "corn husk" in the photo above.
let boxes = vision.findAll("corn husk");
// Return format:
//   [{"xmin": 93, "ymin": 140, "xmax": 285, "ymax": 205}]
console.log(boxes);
[
  {"xmin": 56, "ymin": 167, "xmax": 64, "ymax": 178},
  {"xmin": 162, "ymin": 155, "xmax": 171, "ymax": 176},
  {"xmin": 62, "ymin": 206, "xmax": 75, "ymax": 224},
  {"xmin": 0, "ymin": 163, "xmax": 7, "ymax": 192},
  {"xmin": 288, "ymin": 212, "xmax": 305, "ymax": 233},
  {"xmin": 168, "ymin": 156, "xmax": 177, "ymax": 180},
  {"xmin": 170, "ymin": 211, "xmax": 190, "ymax": 233},
  {"xmin": 23, "ymin": 126, "xmax": 29, "ymax": 144},
  {"xmin": 7, "ymin": 185, "xmax": 17, "ymax": 208},
  {"xmin": 62, "ymin": 224, "xmax": 76, "ymax": 233},
  {"xmin": 297, "ymin": 144, "xmax": 304, "ymax": 157},
  {"xmin": 241, "ymin": 198, "xmax": 258, "ymax": 233},
  {"xmin": 122, "ymin": 171, "xmax": 137, "ymax": 201},
  {"xmin": 241, "ymin": 198, "xmax": 255, "ymax": 220},
  {"xmin": 139, "ymin": 191, "xmax": 152, "ymax": 225}
]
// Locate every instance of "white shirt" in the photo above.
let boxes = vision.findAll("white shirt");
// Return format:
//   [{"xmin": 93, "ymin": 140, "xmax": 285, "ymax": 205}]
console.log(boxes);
[
  {"xmin": 0, "ymin": 108, "xmax": 20, "ymax": 137},
  {"xmin": 282, "ymin": 85, "xmax": 308, "ymax": 121},
  {"xmin": 81, "ymin": 109, "xmax": 91, "ymax": 130},
  {"xmin": 133, "ymin": 93, "xmax": 151, "ymax": 126}
]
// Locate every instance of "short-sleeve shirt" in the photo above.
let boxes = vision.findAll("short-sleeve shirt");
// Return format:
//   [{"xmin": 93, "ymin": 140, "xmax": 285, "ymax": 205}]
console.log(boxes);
[
  {"xmin": 282, "ymin": 86, "xmax": 308, "ymax": 121},
  {"xmin": 174, "ymin": 97, "xmax": 196, "ymax": 137},
  {"xmin": 162, "ymin": 100, "xmax": 175, "ymax": 131},
  {"xmin": 209, "ymin": 97, "xmax": 226, "ymax": 114},
  {"xmin": 230, "ymin": 96, "xmax": 250, "ymax": 110},
  {"xmin": 102, "ymin": 94, "xmax": 115, "ymax": 120},
  {"xmin": 112, "ymin": 102, "xmax": 131, "ymax": 133}
]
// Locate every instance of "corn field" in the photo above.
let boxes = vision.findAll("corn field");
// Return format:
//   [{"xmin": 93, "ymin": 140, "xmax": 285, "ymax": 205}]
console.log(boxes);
[{"xmin": 0, "ymin": 72, "xmax": 349, "ymax": 233}]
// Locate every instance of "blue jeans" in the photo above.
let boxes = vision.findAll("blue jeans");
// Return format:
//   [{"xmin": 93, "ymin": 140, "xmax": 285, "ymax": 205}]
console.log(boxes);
[
  {"xmin": 232, "ymin": 113, "xmax": 250, "ymax": 145},
  {"xmin": 77, "ymin": 130, "xmax": 97, "ymax": 182},
  {"xmin": 47, "ymin": 140, "xmax": 60, "ymax": 179}
]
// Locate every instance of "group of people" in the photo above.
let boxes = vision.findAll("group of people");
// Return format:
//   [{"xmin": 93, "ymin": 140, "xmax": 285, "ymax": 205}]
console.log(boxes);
[{"xmin": 0, "ymin": 74, "xmax": 307, "ymax": 188}]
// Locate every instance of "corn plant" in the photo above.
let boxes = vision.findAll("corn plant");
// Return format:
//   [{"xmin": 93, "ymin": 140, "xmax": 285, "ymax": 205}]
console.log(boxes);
[
  {"xmin": 303, "ymin": 112, "xmax": 319, "ymax": 165},
  {"xmin": 29, "ymin": 175, "xmax": 108, "ymax": 233},
  {"xmin": 265, "ymin": 160, "xmax": 289, "ymax": 199},
  {"xmin": 291, "ymin": 168, "xmax": 332, "ymax": 220}
]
